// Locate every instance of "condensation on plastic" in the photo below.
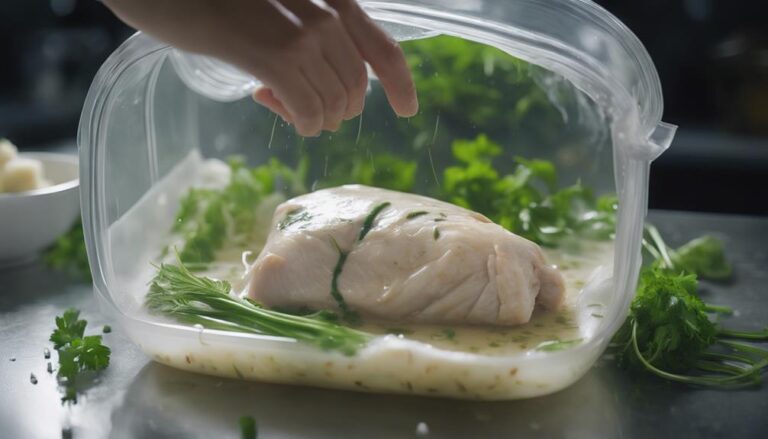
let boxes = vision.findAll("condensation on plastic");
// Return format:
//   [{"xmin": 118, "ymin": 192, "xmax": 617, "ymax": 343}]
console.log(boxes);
[{"xmin": 78, "ymin": 0, "xmax": 676, "ymax": 400}]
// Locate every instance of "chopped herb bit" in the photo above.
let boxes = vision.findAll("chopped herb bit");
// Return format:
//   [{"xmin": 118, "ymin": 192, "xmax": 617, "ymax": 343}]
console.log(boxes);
[
  {"xmin": 385, "ymin": 327, "xmax": 414, "ymax": 335},
  {"xmin": 406, "ymin": 211, "xmax": 428, "ymax": 220},
  {"xmin": 239, "ymin": 416, "xmax": 257, "ymax": 439},
  {"xmin": 145, "ymin": 260, "xmax": 372, "ymax": 355},
  {"xmin": 535, "ymin": 339, "xmax": 583, "ymax": 352},
  {"xmin": 433, "ymin": 228, "xmax": 441, "ymax": 240},
  {"xmin": 591, "ymin": 313, "xmax": 604, "ymax": 318},
  {"xmin": 587, "ymin": 303, "xmax": 602, "ymax": 308},
  {"xmin": 102, "ymin": 325, "xmax": 112, "ymax": 334},
  {"xmin": 432, "ymin": 328, "xmax": 456, "ymax": 341},
  {"xmin": 47, "ymin": 362, "xmax": 53, "ymax": 374},
  {"xmin": 433, "ymin": 218, "xmax": 446, "ymax": 222},
  {"xmin": 278, "ymin": 208, "xmax": 312, "ymax": 231},
  {"xmin": 489, "ymin": 342, "xmax": 501, "ymax": 348},
  {"xmin": 359, "ymin": 202, "xmax": 391, "ymax": 241},
  {"xmin": 9, "ymin": 357, "xmax": 15, "ymax": 362}
]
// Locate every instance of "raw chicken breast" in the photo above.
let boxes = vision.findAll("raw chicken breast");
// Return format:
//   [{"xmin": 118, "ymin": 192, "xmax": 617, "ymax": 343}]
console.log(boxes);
[{"xmin": 247, "ymin": 185, "xmax": 565, "ymax": 326}]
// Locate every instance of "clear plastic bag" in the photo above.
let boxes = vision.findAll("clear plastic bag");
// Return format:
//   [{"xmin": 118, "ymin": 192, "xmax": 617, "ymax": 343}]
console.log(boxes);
[{"xmin": 79, "ymin": 0, "xmax": 675, "ymax": 399}]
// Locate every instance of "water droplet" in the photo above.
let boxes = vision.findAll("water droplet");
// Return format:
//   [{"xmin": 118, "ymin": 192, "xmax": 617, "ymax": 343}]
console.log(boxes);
[
  {"xmin": 30, "ymin": 373, "xmax": 38, "ymax": 385},
  {"xmin": 44, "ymin": 348, "xmax": 50, "ymax": 359},
  {"xmin": 416, "ymin": 422, "xmax": 429, "ymax": 436}
]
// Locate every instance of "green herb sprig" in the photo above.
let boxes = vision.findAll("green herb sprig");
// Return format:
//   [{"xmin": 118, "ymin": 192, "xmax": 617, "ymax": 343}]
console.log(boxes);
[
  {"xmin": 49, "ymin": 309, "xmax": 111, "ymax": 403},
  {"xmin": 613, "ymin": 231, "xmax": 767, "ymax": 387},
  {"xmin": 443, "ymin": 135, "xmax": 616, "ymax": 246},
  {"xmin": 45, "ymin": 219, "xmax": 91, "ymax": 281},
  {"xmin": 173, "ymin": 157, "xmax": 307, "ymax": 266},
  {"xmin": 145, "ymin": 260, "xmax": 372, "ymax": 355}
]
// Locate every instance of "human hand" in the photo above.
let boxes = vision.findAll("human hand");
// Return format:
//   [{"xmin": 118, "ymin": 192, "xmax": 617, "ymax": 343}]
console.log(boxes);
[{"xmin": 103, "ymin": 0, "xmax": 418, "ymax": 136}]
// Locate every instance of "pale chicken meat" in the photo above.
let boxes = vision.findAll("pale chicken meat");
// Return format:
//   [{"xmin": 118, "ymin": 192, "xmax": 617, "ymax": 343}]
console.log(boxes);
[{"xmin": 247, "ymin": 185, "xmax": 565, "ymax": 326}]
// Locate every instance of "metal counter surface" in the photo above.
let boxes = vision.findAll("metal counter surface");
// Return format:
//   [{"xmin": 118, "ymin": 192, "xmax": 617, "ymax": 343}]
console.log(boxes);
[{"xmin": 1, "ymin": 210, "xmax": 766, "ymax": 438}]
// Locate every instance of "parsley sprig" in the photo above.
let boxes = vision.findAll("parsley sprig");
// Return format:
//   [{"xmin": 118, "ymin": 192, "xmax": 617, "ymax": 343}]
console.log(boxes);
[
  {"xmin": 443, "ymin": 135, "xmax": 616, "ymax": 246},
  {"xmin": 612, "ymin": 229, "xmax": 767, "ymax": 387},
  {"xmin": 173, "ymin": 157, "xmax": 307, "ymax": 266},
  {"xmin": 49, "ymin": 309, "xmax": 111, "ymax": 402}
]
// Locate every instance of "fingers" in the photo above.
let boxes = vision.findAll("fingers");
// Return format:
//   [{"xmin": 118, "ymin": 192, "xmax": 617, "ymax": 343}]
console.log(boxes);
[
  {"xmin": 274, "ymin": 0, "xmax": 360, "ymax": 130},
  {"xmin": 252, "ymin": 88, "xmax": 293, "ymax": 123},
  {"xmin": 261, "ymin": 70, "xmax": 324, "ymax": 136},
  {"xmin": 320, "ymin": 24, "xmax": 368, "ymax": 119},
  {"xmin": 302, "ymin": 58, "xmax": 347, "ymax": 131},
  {"xmin": 327, "ymin": 0, "xmax": 418, "ymax": 117}
]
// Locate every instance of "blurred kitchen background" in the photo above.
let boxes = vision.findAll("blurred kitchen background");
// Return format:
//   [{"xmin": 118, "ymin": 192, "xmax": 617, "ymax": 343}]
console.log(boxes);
[{"xmin": 1, "ymin": 0, "xmax": 766, "ymax": 215}]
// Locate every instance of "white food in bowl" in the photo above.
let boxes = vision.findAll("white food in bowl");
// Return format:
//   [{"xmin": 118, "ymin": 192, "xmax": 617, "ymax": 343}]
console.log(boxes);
[
  {"xmin": 0, "ymin": 151, "xmax": 80, "ymax": 264},
  {"xmin": 0, "ymin": 139, "xmax": 17, "ymax": 168},
  {"xmin": 0, "ymin": 140, "xmax": 51, "ymax": 193}
]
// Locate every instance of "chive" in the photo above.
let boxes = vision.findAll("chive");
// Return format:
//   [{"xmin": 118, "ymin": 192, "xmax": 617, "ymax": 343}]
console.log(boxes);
[
  {"xmin": 329, "ymin": 239, "xmax": 354, "ymax": 321},
  {"xmin": 406, "ymin": 211, "xmax": 428, "ymax": 220},
  {"xmin": 433, "ymin": 228, "xmax": 440, "ymax": 240},
  {"xmin": 359, "ymin": 202, "xmax": 390, "ymax": 241},
  {"xmin": 146, "ymin": 261, "xmax": 372, "ymax": 355}
]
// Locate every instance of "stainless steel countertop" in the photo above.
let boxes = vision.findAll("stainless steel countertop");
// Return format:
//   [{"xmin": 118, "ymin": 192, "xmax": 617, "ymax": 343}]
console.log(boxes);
[{"xmin": 1, "ymin": 210, "xmax": 766, "ymax": 439}]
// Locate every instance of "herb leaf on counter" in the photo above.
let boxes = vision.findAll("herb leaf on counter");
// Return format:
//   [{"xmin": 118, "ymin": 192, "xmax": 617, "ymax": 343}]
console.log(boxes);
[
  {"xmin": 643, "ymin": 225, "xmax": 732, "ymax": 282},
  {"xmin": 613, "ymin": 232, "xmax": 767, "ymax": 388},
  {"xmin": 49, "ymin": 308, "xmax": 111, "ymax": 403}
]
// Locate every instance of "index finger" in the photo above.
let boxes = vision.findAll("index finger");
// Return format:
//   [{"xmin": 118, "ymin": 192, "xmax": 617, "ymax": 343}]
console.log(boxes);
[{"xmin": 327, "ymin": 0, "xmax": 418, "ymax": 117}]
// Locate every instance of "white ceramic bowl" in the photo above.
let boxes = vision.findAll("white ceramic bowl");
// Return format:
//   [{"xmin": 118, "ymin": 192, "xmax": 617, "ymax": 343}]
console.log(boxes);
[{"xmin": 0, "ymin": 152, "xmax": 80, "ymax": 265}]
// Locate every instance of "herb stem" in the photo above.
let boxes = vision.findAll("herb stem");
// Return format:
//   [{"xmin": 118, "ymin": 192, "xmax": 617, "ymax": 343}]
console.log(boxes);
[
  {"xmin": 705, "ymin": 304, "xmax": 733, "ymax": 315},
  {"xmin": 717, "ymin": 328, "xmax": 768, "ymax": 341}
]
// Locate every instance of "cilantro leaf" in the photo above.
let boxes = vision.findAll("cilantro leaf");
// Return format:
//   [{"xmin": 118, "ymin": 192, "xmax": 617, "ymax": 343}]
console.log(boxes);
[
  {"xmin": 669, "ymin": 235, "xmax": 732, "ymax": 281},
  {"xmin": 174, "ymin": 157, "xmax": 307, "ymax": 267},
  {"xmin": 49, "ymin": 309, "xmax": 111, "ymax": 402},
  {"xmin": 614, "ymin": 268, "xmax": 716, "ymax": 372},
  {"xmin": 442, "ymin": 135, "xmax": 615, "ymax": 246},
  {"xmin": 50, "ymin": 308, "xmax": 87, "ymax": 349}
]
